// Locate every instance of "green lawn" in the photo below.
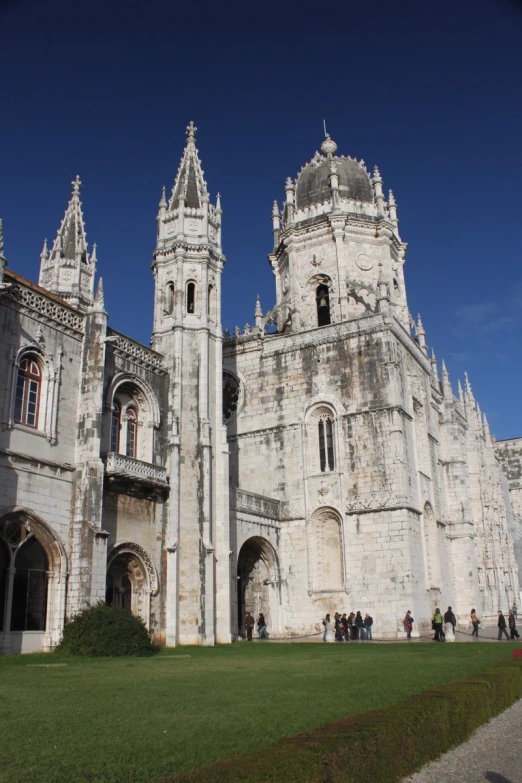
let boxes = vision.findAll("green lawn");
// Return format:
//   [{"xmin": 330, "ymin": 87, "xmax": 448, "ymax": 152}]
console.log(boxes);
[{"xmin": 0, "ymin": 642, "xmax": 518, "ymax": 783}]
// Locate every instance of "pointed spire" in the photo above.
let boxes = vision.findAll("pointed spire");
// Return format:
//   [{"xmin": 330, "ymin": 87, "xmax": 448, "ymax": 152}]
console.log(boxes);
[
  {"xmin": 416, "ymin": 314, "xmax": 427, "ymax": 354},
  {"xmin": 90, "ymin": 242, "xmax": 97, "ymax": 263},
  {"xmin": 40, "ymin": 238, "xmax": 48, "ymax": 262},
  {"xmin": 483, "ymin": 413, "xmax": 491, "ymax": 438},
  {"xmin": 39, "ymin": 175, "xmax": 96, "ymax": 309},
  {"xmin": 441, "ymin": 359, "xmax": 451, "ymax": 398},
  {"xmin": 215, "ymin": 192, "xmax": 222, "ymax": 214},
  {"xmin": 159, "ymin": 185, "xmax": 167, "ymax": 209},
  {"xmin": 458, "ymin": 379, "xmax": 464, "ymax": 404},
  {"xmin": 169, "ymin": 121, "xmax": 208, "ymax": 210},
  {"xmin": 388, "ymin": 189, "xmax": 399, "ymax": 231},
  {"xmin": 430, "ymin": 349, "xmax": 439, "ymax": 383},
  {"xmin": 92, "ymin": 277, "xmax": 105, "ymax": 312},
  {"xmin": 255, "ymin": 294, "xmax": 263, "ymax": 329},
  {"xmin": 464, "ymin": 371, "xmax": 475, "ymax": 402},
  {"xmin": 50, "ymin": 175, "xmax": 88, "ymax": 263},
  {"xmin": 373, "ymin": 165, "xmax": 385, "ymax": 218}
]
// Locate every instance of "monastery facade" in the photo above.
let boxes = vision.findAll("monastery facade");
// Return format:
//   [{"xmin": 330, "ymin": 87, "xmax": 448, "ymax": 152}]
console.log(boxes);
[{"xmin": 0, "ymin": 123, "xmax": 520, "ymax": 652}]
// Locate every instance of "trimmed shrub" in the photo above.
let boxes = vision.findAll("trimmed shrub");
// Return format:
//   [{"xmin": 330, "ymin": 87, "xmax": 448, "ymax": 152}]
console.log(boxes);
[
  {"xmin": 170, "ymin": 660, "xmax": 522, "ymax": 783},
  {"xmin": 56, "ymin": 602, "xmax": 154, "ymax": 657}
]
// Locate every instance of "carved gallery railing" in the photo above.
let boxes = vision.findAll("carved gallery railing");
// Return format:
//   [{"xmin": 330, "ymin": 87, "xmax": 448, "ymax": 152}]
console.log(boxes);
[
  {"xmin": 231, "ymin": 488, "xmax": 283, "ymax": 520},
  {"xmin": 104, "ymin": 453, "xmax": 169, "ymax": 498}
]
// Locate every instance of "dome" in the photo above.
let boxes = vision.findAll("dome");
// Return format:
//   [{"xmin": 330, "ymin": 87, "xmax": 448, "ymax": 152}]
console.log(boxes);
[{"xmin": 295, "ymin": 155, "xmax": 373, "ymax": 210}]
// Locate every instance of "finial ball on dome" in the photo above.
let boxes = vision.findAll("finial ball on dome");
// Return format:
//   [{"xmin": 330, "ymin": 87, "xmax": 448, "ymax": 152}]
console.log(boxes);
[{"xmin": 321, "ymin": 134, "xmax": 338, "ymax": 156}]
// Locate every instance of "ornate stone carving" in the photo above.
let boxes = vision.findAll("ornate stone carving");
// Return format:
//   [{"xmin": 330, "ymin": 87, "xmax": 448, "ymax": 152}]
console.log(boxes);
[
  {"xmin": 108, "ymin": 542, "xmax": 159, "ymax": 595},
  {"xmin": 106, "ymin": 330, "xmax": 166, "ymax": 375},
  {"xmin": 9, "ymin": 284, "xmax": 84, "ymax": 336},
  {"xmin": 231, "ymin": 488, "xmax": 283, "ymax": 520}
]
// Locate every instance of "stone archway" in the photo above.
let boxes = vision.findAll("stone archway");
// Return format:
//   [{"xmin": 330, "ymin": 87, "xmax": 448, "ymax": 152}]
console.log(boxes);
[
  {"xmin": 237, "ymin": 537, "xmax": 280, "ymax": 637},
  {"xmin": 106, "ymin": 543, "xmax": 158, "ymax": 630},
  {"xmin": 0, "ymin": 507, "xmax": 68, "ymax": 653}
]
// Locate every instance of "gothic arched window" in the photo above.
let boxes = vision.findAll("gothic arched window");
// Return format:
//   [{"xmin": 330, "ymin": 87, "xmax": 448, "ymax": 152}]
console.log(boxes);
[
  {"xmin": 14, "ymin": 354, "xmax": 41, "ymax": 428},
  {"xmin": 125, "ymin": 407, "xmax": 138, "ymax": 459},
  {"xmin": 318, "ymin": 416, "xmax": 335, "ymax": 472},
  {"xmin": 111, "ymin": 402, "xmax": 121, "ymax": 453},
  {"xmin": 186, "ymin": 282, "xmax": 196, "ymax": 314},
  {"xmin": 316, "ymin": 284, "xmax": 331, "ymax": 327}
]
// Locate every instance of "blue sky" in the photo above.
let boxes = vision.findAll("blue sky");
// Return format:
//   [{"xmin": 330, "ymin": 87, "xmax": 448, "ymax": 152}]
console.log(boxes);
[{"xmin": 1, "ymin": 0, "xmax": 521, "ymax": 438}]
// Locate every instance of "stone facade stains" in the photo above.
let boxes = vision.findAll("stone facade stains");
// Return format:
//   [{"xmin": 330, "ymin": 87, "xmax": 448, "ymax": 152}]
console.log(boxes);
[{"xmin": 0, "ymin": 127, "xmax": 519, "ymax": 652}]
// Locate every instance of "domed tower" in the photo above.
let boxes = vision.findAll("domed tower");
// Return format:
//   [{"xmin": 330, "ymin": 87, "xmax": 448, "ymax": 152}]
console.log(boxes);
[{"xmin": 268, "ymin": 134, "xmax": 409, "ymax": 332}]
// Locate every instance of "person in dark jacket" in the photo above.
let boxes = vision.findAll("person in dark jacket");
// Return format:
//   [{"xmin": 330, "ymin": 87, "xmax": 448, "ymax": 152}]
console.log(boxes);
[
  {"xmin": 444, "ymin": 606, "xmax": 456, "ymax": 634},
  {"xmin": 341, "ymin": 613, "xmax": 349, "ymax": 641},
  {"xmin": 497, "ymin": 611, "xmax": 510, "ymax": 640},
  {"xmin": 257, "ymin": 613, "xmax": 268, "ymax": 640},
  {"xmin": 354, "ymin": 611, "xmax": 364, "ymax": 640},
  {"xmin": 508, "ymin": 611, "xmax": 519, "ymax": 640},
  {"xmin": 364, "ymin": 613, "xmax": 373, "ymax": 641},
  {"xmin": 245, "ymin": 612, "xmax": 255, "ymax": 641},
  {"xmin": 404, "ymin": 610, "xmax": 414, "ymax": 639}
]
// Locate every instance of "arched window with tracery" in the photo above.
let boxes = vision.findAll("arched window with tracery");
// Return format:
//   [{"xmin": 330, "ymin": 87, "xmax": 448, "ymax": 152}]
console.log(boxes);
[
  {"xmin": 111, "ymin": 402, "xmax": 121, "ymax": 453},
  {"xmin": 306, "ymin": 406, "xmax": 337, "ymax": 475},
  {"xmin": 14, "ymin": 354, "xmax": 41, "ymax": 428},
  {"xmin": 125, "ymin": 407, "xmax": 138, "ymax": 459},
  {"xmin": 318, "ymin": 416, "xmax": 335, "ymax": 472},
  {"xmin": 316, "ymin": 284, "xmax": 331, "ymax": 327}
]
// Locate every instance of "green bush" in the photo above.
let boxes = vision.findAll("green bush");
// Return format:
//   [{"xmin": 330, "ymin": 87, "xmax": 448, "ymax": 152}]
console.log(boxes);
[
  {"xmin": 56, "ymin": 602, "xmax": 154, "ymax": 657},
  {"xmin": 171, "ymin": 660, "xmax": 522, "ymax": 783}
]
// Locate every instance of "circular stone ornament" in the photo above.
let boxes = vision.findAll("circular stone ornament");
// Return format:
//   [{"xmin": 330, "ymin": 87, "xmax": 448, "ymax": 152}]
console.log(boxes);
[{"xmin": 356, "ymin": 252, "xmax": 373, "ymax": 271}]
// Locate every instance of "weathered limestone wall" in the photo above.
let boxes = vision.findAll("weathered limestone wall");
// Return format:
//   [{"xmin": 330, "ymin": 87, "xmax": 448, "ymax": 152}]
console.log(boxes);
[{"xmin": 495, "ymin": 437, "xmax": 522, "ymax": 597}]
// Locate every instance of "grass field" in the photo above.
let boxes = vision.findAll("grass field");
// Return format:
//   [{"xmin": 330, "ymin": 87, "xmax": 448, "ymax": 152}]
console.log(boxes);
[{"xmin": 0, "ymin": 642, "xmax": 519, "ymax": 783}]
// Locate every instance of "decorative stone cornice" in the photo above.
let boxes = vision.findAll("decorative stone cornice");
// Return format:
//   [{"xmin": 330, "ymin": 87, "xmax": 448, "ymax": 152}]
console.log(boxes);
[
  {"xmin": 6, "ymin": 274, "xmax": 84, "ymax": 338},
  {"xmin": 106, "ymin": 329, "xmax": 167, "ymax": 376}
]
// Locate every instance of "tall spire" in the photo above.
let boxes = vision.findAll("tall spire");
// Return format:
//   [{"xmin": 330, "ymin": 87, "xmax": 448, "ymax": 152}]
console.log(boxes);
[
  {"xmin": 38, "ymin": 176, "xmax": 97, "ymax": 310},
  {"xmin": 168, "ymin": 121, "xmax": 208, "ymax": 210}
]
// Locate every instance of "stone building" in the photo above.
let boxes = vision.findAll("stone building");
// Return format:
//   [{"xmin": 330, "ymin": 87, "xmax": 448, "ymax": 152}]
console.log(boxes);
[{"xmin": 0, "ymin": 123, "xmax": 518, "ymax": 652}]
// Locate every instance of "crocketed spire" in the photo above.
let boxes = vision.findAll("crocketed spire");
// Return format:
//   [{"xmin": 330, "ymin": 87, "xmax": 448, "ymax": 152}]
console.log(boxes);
[{"xmin": 169, "ymin": 121, "xmax": 209, "ymax": 210}]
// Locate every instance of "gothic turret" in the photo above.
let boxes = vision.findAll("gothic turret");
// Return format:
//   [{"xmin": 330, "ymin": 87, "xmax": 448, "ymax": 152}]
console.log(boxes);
[
  {"xmin": 153, "ymin": 121, "xmax": 224, "ymax": 337},
  {"xmin": 38, "ymin": 176, "xmax": 97, "ymax": 311},
  {"xmin": 152, "ymin": 123, "xmax": 229, "ymax": 648}
]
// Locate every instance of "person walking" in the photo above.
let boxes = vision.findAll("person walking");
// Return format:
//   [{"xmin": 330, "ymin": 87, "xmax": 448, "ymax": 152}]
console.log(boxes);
[
  {"xmin": 364, "ymin": 613, "xmax": 373, "ymax": 641},
  {"xmin": 404, "ymin": 610, "xmax": 414, "ymax": 640},
  {"xmin": 322, "ymin": 613, "xmax": 331, "ymax": 642},
  {"xmin": 497, "ymin": 610, "xmax": 510, "ymax": 641},
  {"xmin": 470, "ymin": 608, "xmax": 480, "ymax": 637},
  {"xmin": 432, "ymin": 608, "xmax": 444, "ymax": 642},
  {"xmin": 444, "ymin": 606, "xmax": 456, "ymax": 635},
  {"xmin": 245, "ymin": 612, "xmax": 255, "ymax": 641},
  {"xmin": 508, "ymin": 610, "xmax": 519, "ymax": 640},
  {"xmin": 257, "ymin": 612, "xmax": 268, "ymax": 640}
]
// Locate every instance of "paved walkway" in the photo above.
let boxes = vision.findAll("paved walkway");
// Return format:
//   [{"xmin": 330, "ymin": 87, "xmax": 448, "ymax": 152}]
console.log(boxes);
[
  {"xmin": 264, "ymin": 624, "xmax": 517, "ymax": 643},
  {"xmin": 401, "ymin": 699, "xmax": 522, "ymax": 783}
]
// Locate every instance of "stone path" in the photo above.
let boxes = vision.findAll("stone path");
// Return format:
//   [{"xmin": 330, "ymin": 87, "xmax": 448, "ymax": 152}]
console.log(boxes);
[{"xmin": 401, "ymin": 699, "xmax": 522, "ymax": 783}]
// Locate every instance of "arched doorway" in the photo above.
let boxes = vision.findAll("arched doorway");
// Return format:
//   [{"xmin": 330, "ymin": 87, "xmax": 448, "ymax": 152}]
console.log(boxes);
[
  {"xmin": 236, "ymin": 537, "xmax": 280, "ymax": 637},
  {"xmin": 106, "ymin": 544, "xmax": 158, "ymax": 630},
  {"xmin": 0, "ymin": 509, "xmax": 67, "ymax": 653}
]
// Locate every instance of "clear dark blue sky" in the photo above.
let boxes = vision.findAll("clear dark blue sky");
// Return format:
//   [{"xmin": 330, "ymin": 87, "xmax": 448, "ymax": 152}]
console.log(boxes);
[{"xmin": 1, "ymin": 0, "xmax": 521, "ymax": 438}]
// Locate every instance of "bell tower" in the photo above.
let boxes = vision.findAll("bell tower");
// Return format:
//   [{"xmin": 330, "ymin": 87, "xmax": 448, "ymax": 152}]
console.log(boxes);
[
  {"xmin": 153, "ymin": 122, "xmax": 230, "ymax": 646},
  {"xmin": 268, "ymin": 134, "xmax": 410, "ymax": 333}
]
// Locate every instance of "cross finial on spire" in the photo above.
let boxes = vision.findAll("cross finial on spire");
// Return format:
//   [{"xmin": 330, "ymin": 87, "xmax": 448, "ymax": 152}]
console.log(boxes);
[
  {"xmin": 186, "ymin": 121, "xmax": 197, "ymax": 140},
  {"xmin": 71, "ymin": 175, "xmax": 82, "ymax": 196}
]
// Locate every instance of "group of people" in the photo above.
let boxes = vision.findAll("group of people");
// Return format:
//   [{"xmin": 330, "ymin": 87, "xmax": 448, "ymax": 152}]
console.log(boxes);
[
  {"xmin": 322, "ymin": 611, "xmax": 374, "ymax": 641},
  {"xmin": 470, "ymin": 608, "xmax": 519, "ymax": 640},
  {"xmin": 244, "ymin": 612, "xmax": 268, "ymax": 641}
]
